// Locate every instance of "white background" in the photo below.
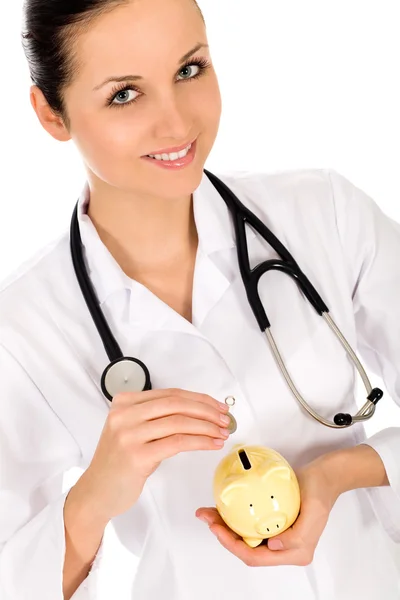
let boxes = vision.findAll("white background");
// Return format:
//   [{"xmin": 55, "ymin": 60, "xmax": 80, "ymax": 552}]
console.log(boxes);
[{"xmin": 1, "ymin": 1, "xmax": 400, "ymax": 596}]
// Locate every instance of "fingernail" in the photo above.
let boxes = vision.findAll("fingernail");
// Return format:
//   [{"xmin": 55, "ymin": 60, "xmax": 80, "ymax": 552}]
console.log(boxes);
[
  {"xmin": 197, "ymin": 516, "xmax": 211, "ymax": 524},
  {"xmin": 268, "ymin": 539, "xmax": 284, "ymax": 550},
  {"xmin": 220, "ymin": 414, "xmax": 231, "ymax": 426},
  {"xmin": 218, "ymin": 402, "xmax": 230, "ymax": 412}
]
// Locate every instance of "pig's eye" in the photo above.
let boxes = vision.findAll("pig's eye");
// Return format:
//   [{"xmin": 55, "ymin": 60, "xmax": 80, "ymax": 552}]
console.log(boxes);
[
  {"xmin": 271, "ymin": 496, "xmax": 274, "ymax": 499},
  {"xmin": 250, "ymin": 504, "xmax": 253, "ymax": 507}
]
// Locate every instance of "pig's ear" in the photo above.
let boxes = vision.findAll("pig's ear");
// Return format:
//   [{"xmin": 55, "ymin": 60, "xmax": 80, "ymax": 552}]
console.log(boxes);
[
  {"xmin": 260, "ymin": 463, "xmax": 291, "ymax": 483},
  {"xmin": 220, "ymin": 476, "xmax": 248, "ymax": 505}
]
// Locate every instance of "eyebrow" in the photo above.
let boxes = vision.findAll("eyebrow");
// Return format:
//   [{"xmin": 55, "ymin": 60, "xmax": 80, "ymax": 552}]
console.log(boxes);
[{"xmin": 93, "ymin": 42, "xmax": 209, "ymax": 91}]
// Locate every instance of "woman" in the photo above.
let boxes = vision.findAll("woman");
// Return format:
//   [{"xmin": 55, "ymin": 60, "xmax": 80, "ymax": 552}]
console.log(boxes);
[{"xmin": 0, "ymin": 0, "xmax": 399, "ymax": 598}]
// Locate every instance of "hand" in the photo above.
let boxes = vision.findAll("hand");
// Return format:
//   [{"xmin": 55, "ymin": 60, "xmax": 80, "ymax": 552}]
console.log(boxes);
[
  {"xmin": 79, "ymin": 388, "xmax": 230, "ymax": 522},
  {"xmin": 196, "ymin": 457, "xmax": 339, "ymax": 567}
]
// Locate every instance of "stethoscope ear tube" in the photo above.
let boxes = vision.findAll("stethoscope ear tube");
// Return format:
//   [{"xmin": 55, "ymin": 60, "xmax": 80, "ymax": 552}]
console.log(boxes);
[
  {"xmin": 70, "ymin": 202, "xmax": 152, "ymax": 400},
  {"xmin": 265, "ymin": 311, "xmax": 383, "ymax": 428},
  {"xmin": 203, "ymin": 169, "xmax": 383, "ymax": 429},
  {"xmin": 203, "ymin": 169, "xmax": 329, "ymax": 331},
  {"xmin": 70, "ymin": 203, "xmax": 124, "ymax": 363},
  {"xmin": 71, "ymin": 172, "xmax": 384, "ymax": 424}
]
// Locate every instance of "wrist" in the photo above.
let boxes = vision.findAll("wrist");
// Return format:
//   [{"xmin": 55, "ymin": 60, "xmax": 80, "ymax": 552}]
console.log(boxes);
[
  {"xmin": 316, "ymin": 443, "xmax": 389, "ymax": 498},
  {"xmin": 65, "ymin": 471, "xmax": 112, "ymax": 532}
]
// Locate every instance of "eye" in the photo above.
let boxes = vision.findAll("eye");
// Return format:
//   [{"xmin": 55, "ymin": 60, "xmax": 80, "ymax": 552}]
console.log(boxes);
[
  {"xmin": 107, "ymin": 57, "xmax": 210, "ymax": 108},
  {"xmin": 177, "ymin": 57, "xmax": 210, "ymax": 82},
  {"xmin": 177, "ymin": 63, "xmax": 200, "ymax": 80},
  {"xmin": 113, "ymin": 88, "xmax": 138, "ymax": 106}
]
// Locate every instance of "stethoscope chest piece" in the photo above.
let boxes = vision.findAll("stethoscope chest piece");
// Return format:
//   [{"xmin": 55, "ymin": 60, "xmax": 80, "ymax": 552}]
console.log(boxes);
[
  {"xmin": 101, "ymin": 356, "xmax": 152, "ymax": 401},
  {"xmin": 71, "ymin": 169, "xmax": 384, "ymax": 428}
]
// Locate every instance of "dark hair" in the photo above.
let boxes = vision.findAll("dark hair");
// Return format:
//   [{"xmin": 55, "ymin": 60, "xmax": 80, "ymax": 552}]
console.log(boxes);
[{"xmin": 21, "ymin": 0, "xmax": 205, "ymax": 129}]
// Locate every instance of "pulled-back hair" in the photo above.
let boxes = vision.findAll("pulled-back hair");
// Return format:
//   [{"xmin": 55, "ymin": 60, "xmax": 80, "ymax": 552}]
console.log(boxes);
[{"xmin": 21, "ymin": 0, "xmax": 205, "ymax": 128}]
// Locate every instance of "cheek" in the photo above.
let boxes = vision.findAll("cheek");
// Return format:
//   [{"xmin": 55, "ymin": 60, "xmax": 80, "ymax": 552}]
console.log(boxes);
[
  {"xmin": 186, "ymin": 72, "xmax": 221, "ymax": 125},
  {"xmin": 70, "ymin": 108, "xmax": 144, "ymax": 182},
  {"xmin": 204, "ymin": 74, "xmax": 222, "ymax": 124},
  {"xmin": 75, "ymin": 112, "xmax": 138, "ymax": 157},
  {"xmin": 205, "ymin": 82, "xmax": 222, "ymax": 148},
  {"xmin": 193, "ymin": 78, "xmax": 221, "ymax": 154}
]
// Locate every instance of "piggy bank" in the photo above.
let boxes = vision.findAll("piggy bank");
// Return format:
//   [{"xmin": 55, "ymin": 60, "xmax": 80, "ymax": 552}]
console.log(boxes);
[{"xmin": 213, "ymin": 444, "xmax": 301, "ymax": 548}]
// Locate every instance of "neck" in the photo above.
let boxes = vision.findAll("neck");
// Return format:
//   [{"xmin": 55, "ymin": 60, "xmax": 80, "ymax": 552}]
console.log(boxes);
[{"xmin": 86, "ymin": 180, "xmax": 199, "ymax": 282}]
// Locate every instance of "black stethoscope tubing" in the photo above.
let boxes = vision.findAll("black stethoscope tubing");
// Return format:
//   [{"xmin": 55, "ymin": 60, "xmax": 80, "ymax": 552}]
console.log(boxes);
[
  {"xmin": 69, "ymin": 169, "xmax": 383, "ymax": 426},
  {"xmin": 70, "ymin": 202, "xmax": 152, "ymax": 398},
  {"xmin": 203, "ymin": 169, "xmax": 329, "ymax": 330}
]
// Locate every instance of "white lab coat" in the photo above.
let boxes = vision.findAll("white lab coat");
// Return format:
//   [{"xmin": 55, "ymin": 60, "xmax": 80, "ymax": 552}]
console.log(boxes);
[{"xmin": 0, "ymin": 168, "xmax": 399, "ymax": 600}]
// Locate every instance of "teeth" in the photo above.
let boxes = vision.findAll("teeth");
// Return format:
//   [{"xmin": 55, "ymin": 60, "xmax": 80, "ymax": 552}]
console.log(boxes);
[{"xmin": 148, "ymin": 143, "xmax": 191, "ymax": 161}]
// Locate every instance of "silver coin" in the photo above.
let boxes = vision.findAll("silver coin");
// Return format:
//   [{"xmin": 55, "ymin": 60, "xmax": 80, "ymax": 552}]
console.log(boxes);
[{"xmin": 227, "ymin": 412, "xmax": 237, "ymax": 434}]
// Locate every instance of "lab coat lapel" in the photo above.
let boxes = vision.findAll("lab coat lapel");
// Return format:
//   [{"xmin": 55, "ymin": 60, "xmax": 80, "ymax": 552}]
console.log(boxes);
[
  {"xmin": 53, "ymin": 169, "xmax": 261, "ymax": 462},
  {"xmin": 126, "ymin": 170, "xmax": 256, "ymax": 333},
  {"xmin": 75, "ymin": 169, "xmax": 257, "ymax": 336},
  {"xmin": 191, "ymin": 247, "xmax": 230, "ymax": 328},
  {"xmin": 191, "ymin": 171, "xmax": 258, "ymax": 328},
  {"xmin": 127, "ymin": 248, "xmax": 231, "ymax": 334}
]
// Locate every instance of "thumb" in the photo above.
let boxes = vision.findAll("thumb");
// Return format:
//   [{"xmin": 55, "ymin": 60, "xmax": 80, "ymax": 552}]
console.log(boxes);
[
  {"xmin": 267, "ymin": 512, "xmax": 305, "ymax": 551},
  {"xmin": 267, "ymin": 536, "xmax": 285, "ymax": 550},
  {"xmin": 267, "ymin": 525, "xmax": 299, "ymax": 550},
  {"xmin": 267, "ymin": 501, "xmax": 323, "ymax": 551},
  {"xmin": 195, "ymin": 507, "xmax": 221, "ymax": 526}
]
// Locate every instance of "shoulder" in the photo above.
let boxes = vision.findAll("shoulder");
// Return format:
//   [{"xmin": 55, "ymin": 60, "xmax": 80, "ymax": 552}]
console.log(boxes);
[
  {"xmin": 0, "ymin": 230, "xmax": 72, "ymax": 331},
  {"xmin": 213, "ymin": 167, "xmax": 379, "ymax": 233},
  {"xmin": 214, "ymin": 167, "xmax": 336, "ymax": 217},
  {"xmin": 210, "ymin": 167, "xmax": 345, "ymax": 237},
  {"xmin": 217, "ymin": 166, "xmax": 333, "ymax": 196}
]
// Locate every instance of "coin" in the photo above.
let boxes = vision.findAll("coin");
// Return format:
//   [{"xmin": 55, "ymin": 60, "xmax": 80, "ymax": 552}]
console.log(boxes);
[{"xmin": 227, "ymin": 412, "xmax": 237, "ymax": 434}]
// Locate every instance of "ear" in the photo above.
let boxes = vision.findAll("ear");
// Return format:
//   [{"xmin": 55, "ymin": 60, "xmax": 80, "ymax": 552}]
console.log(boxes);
[
  {"xmin": 30, "ymin": 85, "xmax": 71, "ymax": 142},
  {"xmin": 260, "ymin": 463, "xmax": 291, "ymax": 483},
  {"xmin": 219, "ymin": 476, "xmax": 248, "ymax": 505}
]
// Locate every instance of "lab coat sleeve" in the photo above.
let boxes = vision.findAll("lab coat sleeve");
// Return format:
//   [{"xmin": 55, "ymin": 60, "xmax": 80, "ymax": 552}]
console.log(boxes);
[
  {"xmin": 327, "ymin": 169, "xmax": 400, "ymax": 542},
  {"xmin": 0, "ymin": 342, "xmax": 105, "ymax": 599}
]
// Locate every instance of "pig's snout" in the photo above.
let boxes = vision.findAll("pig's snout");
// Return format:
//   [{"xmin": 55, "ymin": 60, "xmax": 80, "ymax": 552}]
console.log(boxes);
[{"xmin": 256, "ymin": 513, "xmax": 287, "ymax": 536}]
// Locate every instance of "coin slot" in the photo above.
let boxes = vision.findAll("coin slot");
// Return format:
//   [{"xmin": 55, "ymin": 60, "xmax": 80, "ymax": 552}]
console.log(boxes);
[{"xmin": 238, "ymin": 449, "xmax": 252, "ymax": 470}]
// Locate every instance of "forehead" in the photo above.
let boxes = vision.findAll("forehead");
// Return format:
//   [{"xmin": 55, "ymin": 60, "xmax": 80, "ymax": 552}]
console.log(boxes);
[{"xmin": 73, "ymin": 0, "xmax": 205, "ymax": 80}]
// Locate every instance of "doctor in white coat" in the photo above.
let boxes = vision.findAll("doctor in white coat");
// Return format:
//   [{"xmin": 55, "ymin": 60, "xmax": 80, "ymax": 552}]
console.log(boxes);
[{"xmin": 1, "ymin": 0, "xmax": 399, "ymax": 598}]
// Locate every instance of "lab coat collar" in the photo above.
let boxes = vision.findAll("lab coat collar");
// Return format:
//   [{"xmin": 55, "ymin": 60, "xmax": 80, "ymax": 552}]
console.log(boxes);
[
  {"xmin": 76, "ymin": 170, "xmax": 256, "ymax": 325},
  {"xmin": 77, "ymin": 183, "xmax": 132, "ymax": 306},
  {"xmin": 193, "ymin": 170, "xmax": 239, "ymax": 254}
]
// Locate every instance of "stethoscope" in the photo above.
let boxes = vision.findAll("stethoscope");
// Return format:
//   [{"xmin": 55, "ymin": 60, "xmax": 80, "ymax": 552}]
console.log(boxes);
[{"xmin": 70, "ymin": 168, "xmax": 383, "ymax": 430}]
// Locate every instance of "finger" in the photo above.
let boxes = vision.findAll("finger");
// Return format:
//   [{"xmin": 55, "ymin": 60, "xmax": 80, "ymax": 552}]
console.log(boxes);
[
  {"xmin": 267, "ymin": 511, "xmax": 306, "ymax": 551},
  {"xmin": 268, "ymin": 499, "xmax": 327, "ymax": 552},
  {"xmin": 195, "ymin": 507, "xmax": 221, "ymax": 525},
  {"xmin": 143, "ymin": 431, "xmax": 226, "ymax": 462},
  {"xmin": 113, "ymin": 388, "xmax": 229, "ymax": 413},
  {"xmin": 210, "ymin": 526, "xmax": 312, "ymax": 567},
  {"xmin": 196, "ymin": 509, "xmax": 314, "ymax": 567},
  {"xmin": 131, "ymin": 395, "xmax": 231, "ymax": 434},
  {"xmin": 112, "ymin": 389, "xmax": 170, "ymax": 409},
  {"xmin": 136, "ymin": 414, "xmax": 230, "ymax": 444},
  {"xmin": 195, "ymin": 507, "xmax": 241, "ymax": 539}
]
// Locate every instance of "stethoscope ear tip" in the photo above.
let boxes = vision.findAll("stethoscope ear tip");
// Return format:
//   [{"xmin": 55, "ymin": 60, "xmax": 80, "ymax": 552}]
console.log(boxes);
[{"xmin": 333, "ymin": 413, "xmax": 353, "ymax": 427}]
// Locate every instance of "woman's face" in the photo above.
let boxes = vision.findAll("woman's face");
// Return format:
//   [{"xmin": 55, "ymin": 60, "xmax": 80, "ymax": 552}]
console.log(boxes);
[{"xmin": 61, "ymin": 0, "xmax": 222, "ymax": 199}]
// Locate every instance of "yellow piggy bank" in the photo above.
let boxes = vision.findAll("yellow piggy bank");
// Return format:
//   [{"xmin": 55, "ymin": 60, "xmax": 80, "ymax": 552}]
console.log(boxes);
[{"xmin": 213, "ymin": 444, "xmax": 301, "ymax": 548}]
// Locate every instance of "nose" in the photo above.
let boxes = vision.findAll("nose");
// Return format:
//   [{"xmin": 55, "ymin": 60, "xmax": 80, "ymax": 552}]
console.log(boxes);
[{"xmin": 256, "ymin": 513, "xmax": 287, "ymax": 536}]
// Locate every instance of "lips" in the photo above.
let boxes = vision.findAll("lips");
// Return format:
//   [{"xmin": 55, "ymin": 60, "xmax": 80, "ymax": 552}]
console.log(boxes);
[
  {"xmin": 144, "ymin": 137, "xmax": 196, "ymax": 157},
  {"xmin": 141, "ymin": 138, "xmax": 197, "ymax": 169}
]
